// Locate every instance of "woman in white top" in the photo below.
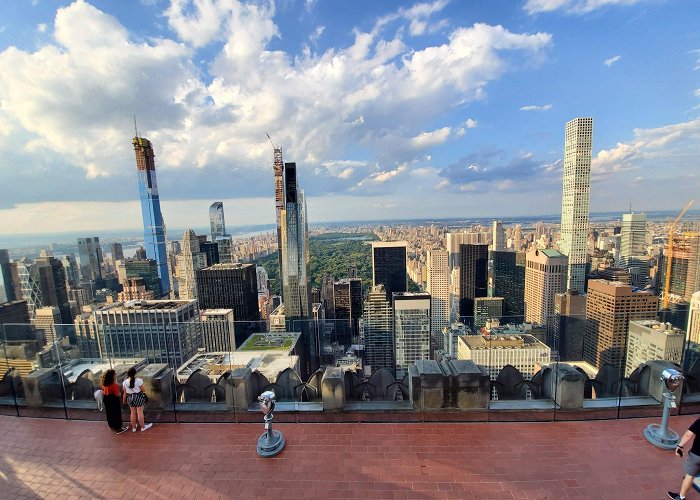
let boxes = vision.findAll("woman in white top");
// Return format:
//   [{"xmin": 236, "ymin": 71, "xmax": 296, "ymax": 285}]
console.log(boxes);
[{"xmin": 122, "ymin": 367, "xmax": 153, "ymax": 432}]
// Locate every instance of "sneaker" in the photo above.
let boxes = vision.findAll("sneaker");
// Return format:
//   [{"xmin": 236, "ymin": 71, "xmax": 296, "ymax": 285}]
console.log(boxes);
[
  {"xmin": 141, "ymin": 423, "xmax": 153, "ymax": 432},
  {"xmin": 667, "ymin": 492, "xmax": 684, "ymax": 500},
  {"xmin": 116, "ymin": 426, "xmax": 129, "ymax": 434},
  {"xmin": 132, "ymin": 426, "xmax": 138, "ymax": 432}
]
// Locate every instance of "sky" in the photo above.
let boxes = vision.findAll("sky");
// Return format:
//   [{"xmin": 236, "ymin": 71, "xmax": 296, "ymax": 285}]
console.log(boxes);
[{"xmin": 0, "ymin": 0, "xmax": 698, "ymax": 236}]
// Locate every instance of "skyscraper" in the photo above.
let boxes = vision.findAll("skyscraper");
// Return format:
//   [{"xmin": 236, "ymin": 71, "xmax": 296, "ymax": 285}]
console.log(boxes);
[
  {"xmin": 60, "ymin": 254, "xmax": 80, "ymax": 288},
  {"xmin": 372, "ymin": 241, "xmax": 408, "ymax": 301},
  {"xmin": 426, "ymin": 249, "xmax": 449, "ymax": 350},
  {"xmin": 524, "ymin": 249, "xmax": 567, "ymax": 340},
  {"xmin": 333, "ymin": 278, "xmax": 363, "ymax": 345},
  {"xmin": 133, "ymin": 136, "xmax": 170, "ymax": 295},
  {"xmin": 209, "ymin": 202, "xmax": 227, "ymax": 241},
  {"xmin": 474, "ymin": 297, "xmax": 504, "ymax": 329},
  {"xmin": 458, "ymin": 244, "xmax": 488, "ymax": 320},
  {"xmin": 77, "ymin": 237, "xmax": 103, "ymax": 282},
  {"xmin": 363, "ymin": 285, "xmax": 394, "ymax": 374},
  {"xmin": 560, "ymin": 117, "xmax": 593, "ymax": 294},
  {"xmin": 554, "ymin": 291, "xmax": 587, "ymax": 361},
  {"xmin": 620, "ymin": 212, "xmax": 646, "ymax": 259},
  {"xmin": 492, "ymin": 221, "xmax": 506, "ymax": 251},
  {"xmin": 272, "ymin": 145, "xmax": 285, "ymax": 301},
  {"xmin": 583, "ymin": 279, "xmax": 658, "ymax": 373},
  {"xmin": 280, "ymin": 162, "xmax": 310, "ymax": 319},
  {"xmin": 492, "ymin": 250, "xmax": 525, "ymax": 319},
  {"xmin": 110, "ymin": 242, "xmax": 124, "ymax": 262},
  {"xmin": 0, "ymin": 249, "xmax": 15, "ymax": 302},
  {"xmin": 393, "ymin": 292, "xmax": 431, "ymax": 379},
  {"xmin": 176, "ymin": 230, "xmax": 207, "ymax": 301}
]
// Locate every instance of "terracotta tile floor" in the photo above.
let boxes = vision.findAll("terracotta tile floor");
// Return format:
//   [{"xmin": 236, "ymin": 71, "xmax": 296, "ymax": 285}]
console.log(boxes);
[{"xmin": 0, "ymin": 413, "xmax": 697, "ymax": 499}]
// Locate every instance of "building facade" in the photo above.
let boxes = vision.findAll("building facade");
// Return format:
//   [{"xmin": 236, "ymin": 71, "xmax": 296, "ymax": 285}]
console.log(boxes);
[
  {"xmin": 457, "ymin": 333, "xmax": 551, "ymax": 381},
  {"xmin": 474, "ymin": 297, "xmax": 504, "ymax": 329},
  {"xmin": 209, "ymin": 202, "xmax": 228, "ymax": 241},
  {"xmin": 583, "ymin": 279, "xmax": 658, "ymax": 373},
  {"xmin": 426, "ymin": 249, "xmax": 449, "ymax": 350},
  {"xmin": 458, "ymin": 244, "xmax": 488, "ymax": 320},
  {"xmin": 200, "ymin": 309, "xmax": 236, "ymax": 352},
  {"xmin": 363, "ymin": 285, "xmax": 394, "ymax": 375},
  {"xmin": 176, "ymin": 230, "xmax": 207, "ymax": 301},
  {"xmin": 93, "ymin": 300, "xmax": 201, "ymax": 369},
  {"xmin": 492, "ymin": 250, "xmax": 525, "ymax": 319},
  {"xmin": 280, "ymin": 162, "xmax": 310, "ymax": 319},
  {"xmin": 524, "ymin": 249, "xmax": 567, "ymax": 337},
  {"xmin": 393, "ymin": 292, "xmax": 431, "ymax": 379},
  {"xmin": 77, "ymin": 237, "xmax": 103, "ymax": 282},
  {"xmin": 333, "ymin": 278, "xmax": 363, "ymax": 346},
  {"xmin": 560, "ymin": 117, "xmax": 593, "ymax": 294},
  {"xmin": 625, "ymin": 320, "xmax": 684, "ymax": 376},
  {"xmin": 133, "ymin": 136, "xmax": 170, "ymax": 295},
  {"xmin": 372, "ymin": 241, "xmax": 408, "ymax": 301}
]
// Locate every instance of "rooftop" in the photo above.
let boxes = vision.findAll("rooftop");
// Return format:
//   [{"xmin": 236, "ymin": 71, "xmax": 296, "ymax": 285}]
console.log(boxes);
[{"xmin": 1, "ymin": 414, "xmax": 695, "ymax": 499}]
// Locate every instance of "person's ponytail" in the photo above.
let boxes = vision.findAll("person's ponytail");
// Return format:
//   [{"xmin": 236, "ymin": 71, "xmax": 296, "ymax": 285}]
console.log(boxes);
[{"xmin": 127, "ymin": 367, "xmax": 137, "ymax": 389}]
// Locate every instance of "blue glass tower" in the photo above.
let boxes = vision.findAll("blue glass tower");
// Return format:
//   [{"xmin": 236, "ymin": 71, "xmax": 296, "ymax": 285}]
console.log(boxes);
[{"xmin": 133, "ymin": 136, "xmax": 170, "ymax": 296}]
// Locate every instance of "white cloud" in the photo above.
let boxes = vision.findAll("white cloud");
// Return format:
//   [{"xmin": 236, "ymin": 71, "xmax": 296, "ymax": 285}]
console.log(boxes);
[
  {"xmin": 0, "ymin": 1, "xmax": 553, "ymax": 219},
  {"xmin": 0, "ymin": 0, "xmax": 195, "ymax": 179},
  {"xmin": 465, "ymin": 118, "xmax": 478, "ymax": 128},
  {"xmin": 524, "ymin": 0, "xmax": 649, "ymax": 15},
  {"xmin": 411, "ymin": 127, "xmax": 452, "ymax": 148},
  {"xmin": 37, "ymin": 23, "xmax": 47, "ymax": 33},
  {"xmin": 604, "ymin": 55, "xmax": 621, "ymax": 66},
  {"xmin": 592, "ymin": 118, "xmax": 700, "ymax": 179},
  {"xmin": 309, "ymin": 25, "xmax": 325, "ymax": 43},
  {"xmin": 692, "ymin": 49, "xmax": 700, "ymax": 70},
  {"xmin": 374, "ymin": 0, "xmax": 450, "ymax": 37},
  {"xmin": 520, "ymin": 104, "xmax": 553, "ymax": 111}
]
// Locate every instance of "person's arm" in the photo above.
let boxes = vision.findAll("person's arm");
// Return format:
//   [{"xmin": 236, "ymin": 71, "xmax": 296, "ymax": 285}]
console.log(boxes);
[
  {"xmin": 676, "ymin": 430, "xmax": 695, "ymax": 456},
  {"xmin": 122, "ymin": 384, "xmax": 127, "ymax": 405}
]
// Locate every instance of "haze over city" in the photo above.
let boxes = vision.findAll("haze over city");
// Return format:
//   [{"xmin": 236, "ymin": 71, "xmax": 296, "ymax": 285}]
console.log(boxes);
[{"xmin": 0, "ymin": 0, "xmax": 698, "ymax": 235}]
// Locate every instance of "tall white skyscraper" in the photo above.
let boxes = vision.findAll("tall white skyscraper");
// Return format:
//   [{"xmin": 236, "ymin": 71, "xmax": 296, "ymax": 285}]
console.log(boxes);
[
  {"xmin": 560, "ymin": 117, "xmax": 593, "ymax": 294},
  {"xmin": 426, "ymin": 249, "xmax": 449, "ymax": 350},
  {"xmin": 492, "ymin": 221, "xmax": 506, "ymax": 251}
]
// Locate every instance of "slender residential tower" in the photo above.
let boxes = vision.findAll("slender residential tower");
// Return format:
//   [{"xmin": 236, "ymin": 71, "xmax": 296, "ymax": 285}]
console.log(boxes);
[
  {"xmin": 560, "ymin": 117, "xmax": 593, "ymax": 294},
  {"xmin": 271, "ymin": 141, "xmax": 285, "ymax": 301},
  {"xmin": 133, "ymin": 135, "xmax": 170, "ymax": 295}
]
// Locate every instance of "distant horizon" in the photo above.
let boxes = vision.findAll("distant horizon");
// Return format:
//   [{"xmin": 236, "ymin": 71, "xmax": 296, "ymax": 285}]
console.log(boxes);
[{"xmin": 2, "ymin": 208, "xmax": 698, "ymax": 250}]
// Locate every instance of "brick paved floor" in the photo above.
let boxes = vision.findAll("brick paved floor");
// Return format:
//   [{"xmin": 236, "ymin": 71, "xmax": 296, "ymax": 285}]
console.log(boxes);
[{"xmin": 0, "ymin": 413, "xmax": 697, "ymax": 499}]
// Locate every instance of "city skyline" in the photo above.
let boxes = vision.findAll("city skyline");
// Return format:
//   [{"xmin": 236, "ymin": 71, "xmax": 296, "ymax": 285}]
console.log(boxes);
[{"xmin": 0, "ymin": 0, "xmax": 699, "ymax": 236}]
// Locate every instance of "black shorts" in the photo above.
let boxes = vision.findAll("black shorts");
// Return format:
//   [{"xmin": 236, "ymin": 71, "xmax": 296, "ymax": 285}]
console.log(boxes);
[{"xmin": 127, "ymin": 392, "xmax": 147, "ymax": 408}]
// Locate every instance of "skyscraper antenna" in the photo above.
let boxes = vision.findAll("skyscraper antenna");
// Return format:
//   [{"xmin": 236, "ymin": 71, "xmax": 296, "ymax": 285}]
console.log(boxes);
[{"xmin": 134, "ymin": 115, "xmax": 139, "ymax": 139}]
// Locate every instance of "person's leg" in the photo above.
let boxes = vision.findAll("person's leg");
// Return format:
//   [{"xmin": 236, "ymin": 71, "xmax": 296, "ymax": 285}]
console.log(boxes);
[
  {"xmin": 130, "ymin": 406, "xmax": 137, "ymax": 429},
  {"xmin": 680, "ymin": 473, "xmax": 695, "ymax": 497},
  {"xmin": 136, "ymin": 405, "xmax": 145, "ymax": 428}
]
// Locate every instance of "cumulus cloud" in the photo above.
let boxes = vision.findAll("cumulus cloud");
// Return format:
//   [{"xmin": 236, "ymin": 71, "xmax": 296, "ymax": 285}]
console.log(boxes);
[
  {"xmin": 604, "ymin": 55, "xmax": 621, "ymax": 66},
  {"xmin": 520, "ymin": 104, "xmax": 553, "ymax": 111},
  {"xmin": 411, "ymin": 127, "xmax": 452, "ymax": 148},
  {"xmin": 524, "ymin": 0, "xmax": 649, "ymax": 15},
  {"xmin": 0, "ymin": 0, "xmax": 553, "ymax": 211},
  {"xmin": 592, "ymin": 119, "xmax": 700, "ymax": 180}
]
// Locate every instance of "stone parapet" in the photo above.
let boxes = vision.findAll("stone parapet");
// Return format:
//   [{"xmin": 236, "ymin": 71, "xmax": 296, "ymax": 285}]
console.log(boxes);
[
  {"xmin": 409, "ymin": 359, "xmax": 489, "ymax": 410},
  {"xmin": 137, "ymin": 364, "xmax": 172, "ymax": 410},
  {"xmin": 321, "ymin": 367, "xmax": 344, "ymax": 410}
]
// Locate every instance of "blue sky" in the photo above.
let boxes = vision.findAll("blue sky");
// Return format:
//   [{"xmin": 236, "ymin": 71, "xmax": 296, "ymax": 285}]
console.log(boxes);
[{"xmin": 0, "ymin": 0, "xmax": 698, "ymax": 235}]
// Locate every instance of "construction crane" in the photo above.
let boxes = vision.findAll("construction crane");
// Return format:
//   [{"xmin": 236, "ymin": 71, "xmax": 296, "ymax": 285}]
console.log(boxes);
[{"xmin": 662, "ymin": 200, "xmax": 695, "ymax": 310}]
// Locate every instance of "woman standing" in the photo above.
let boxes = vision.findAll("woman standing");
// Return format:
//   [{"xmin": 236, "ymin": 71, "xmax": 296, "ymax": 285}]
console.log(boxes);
[
  {"xmin": 122, "ymin": 367, "xmax": 153, "ymax": 433},
  {"xmin": 101, "ymin": 369, "xmax": 129, "ymax": 434}
]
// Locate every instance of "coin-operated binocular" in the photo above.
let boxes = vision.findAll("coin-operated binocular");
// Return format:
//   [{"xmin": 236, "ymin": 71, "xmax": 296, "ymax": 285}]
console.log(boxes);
[
  {"xmin": 644, "ymin": 368, "xmax": 684, "ymax": 449},
  {"xmin": 256, "ymin": 390, "xmax": 285, "ymax": 457}
]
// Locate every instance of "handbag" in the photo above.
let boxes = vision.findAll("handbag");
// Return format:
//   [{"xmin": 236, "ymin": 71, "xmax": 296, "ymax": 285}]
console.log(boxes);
[{"xmin": 142, "ymin": 392, "xmax": 149, "ymax": 404}]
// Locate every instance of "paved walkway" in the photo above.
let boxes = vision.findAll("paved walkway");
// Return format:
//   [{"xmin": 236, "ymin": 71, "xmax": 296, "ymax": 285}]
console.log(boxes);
[{"xmin": 0, "ymin": 414, "xmax": 696, "ymax": 499}]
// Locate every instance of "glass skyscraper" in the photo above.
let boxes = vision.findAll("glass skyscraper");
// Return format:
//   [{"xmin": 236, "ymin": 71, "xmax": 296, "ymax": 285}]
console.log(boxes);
[
  {"xmin": 280, "ymin": 162, "xmax": 310, "ymax": 319},
  {"xmin": 133, "ymin": 136, "xmax": 170, "ymax": 295},
  {"xmin": 209, "ymin": 202, "xmax": 227, "ymax": 241}
]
